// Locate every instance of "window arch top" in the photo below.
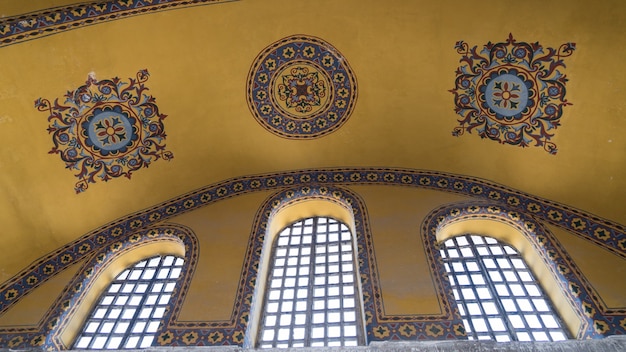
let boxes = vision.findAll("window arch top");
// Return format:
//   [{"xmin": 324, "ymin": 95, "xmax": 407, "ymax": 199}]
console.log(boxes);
[
  {"xmin": 440, "ymin": 234, "xmax": 568, "ymax": 342},
  {"xmin": 258, "ymin": 216, "xmax": 364, "ymax": 348},
  {"xmin": 73, "ymin": 255, "xmax": 185, "ymax": 349}
]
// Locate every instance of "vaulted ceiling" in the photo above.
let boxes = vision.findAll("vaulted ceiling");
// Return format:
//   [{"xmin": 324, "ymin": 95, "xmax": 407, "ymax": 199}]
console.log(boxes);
[{"xmin": 0, "ymin": 0, "xmax": 624, "ymax": 283}]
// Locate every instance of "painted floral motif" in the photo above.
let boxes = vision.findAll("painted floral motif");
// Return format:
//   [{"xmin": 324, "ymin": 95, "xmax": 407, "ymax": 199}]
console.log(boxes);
[
  {"xmin": 450, "ymin": 34, "xmax": 575, "ymax": 154},
  {"xmin": 247, "ymin": 35, "xmax": 357, "ymax": 139},
  {"xmin": 36, "ymin": 70, "xmax": 173, "ymax": 193},
  {"xmin": 277, "ymin": 66, "xmax": 327, "ymax": 114}
]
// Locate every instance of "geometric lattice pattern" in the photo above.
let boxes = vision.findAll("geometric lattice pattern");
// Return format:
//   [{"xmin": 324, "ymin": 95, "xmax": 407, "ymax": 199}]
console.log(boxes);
[
  {"xmin": 1, "ymin": 169, "xmax": 625, "ymax": 348},
  {"xmin": 441, "ymin": 235, "xmax": 568, "ymax": 342},
  {"xmin": 258, "ymin": 217, "xmax": 362, "ymax": 348},
  {"xmin": 73, "ymin": 256, "xmax": 184, "ymax": 349}
]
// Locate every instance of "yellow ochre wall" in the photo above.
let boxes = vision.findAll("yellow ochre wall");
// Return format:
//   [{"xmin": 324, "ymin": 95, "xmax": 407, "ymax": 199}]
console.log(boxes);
[{"xmin": 0, "ymin": 0, "xmax": 625, "ymax": 348}]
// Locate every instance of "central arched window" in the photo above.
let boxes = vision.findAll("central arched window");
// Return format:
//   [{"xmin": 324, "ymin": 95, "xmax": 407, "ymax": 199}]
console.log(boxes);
[
  {"xmin": 440, "ymin": 235, "xmax": 568, "ymax": 342},
  {"xmin": 73, "ymin": 255, "xmax": 184, "ymax": 349},
  {"xmin": 258, "ymin": 217, "xmax": 363, "ymax": 348}
]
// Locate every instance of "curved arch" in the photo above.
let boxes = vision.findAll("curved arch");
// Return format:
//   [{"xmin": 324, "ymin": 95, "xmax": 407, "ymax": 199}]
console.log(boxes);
[
  {"xmin": 44, "ymin": 224, "xmax": 198, "ymax": 350},
  {"xmin": 3, "ymin": 168, "xmax": 623, "ymax": 324},
  {"xmin": 422, "ymin": 201, "xmax": 615, "ymax": 339},
  {"xmin": 1, "ymin": 168, "xmax": 624, "ymax": 347},
  {"xmin": 232, "ymin": 186, "xmax": 465, "ymax": 347},
  {"xmin": 246, "ymin": 193, "xmax": 359, "ymax": 347}
]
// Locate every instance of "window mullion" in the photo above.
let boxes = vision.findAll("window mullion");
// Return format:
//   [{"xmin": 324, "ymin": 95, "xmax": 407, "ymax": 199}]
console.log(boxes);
[
  {"xmin": 121, "ymin": 261, "xmax": 159, "ymax": 348},
  {"xmin": 304, "ymin": 218, "xmax": 318, "ymax": 347},
  {"xmin": 474, "ymin": 240, "xmax": 518, "ymax": 341}
]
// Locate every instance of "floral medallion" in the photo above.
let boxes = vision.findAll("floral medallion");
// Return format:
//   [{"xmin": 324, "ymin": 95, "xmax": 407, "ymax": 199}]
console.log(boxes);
[
  {"xmin": 36, "ymin": 70, "xmax": 173, "ymax": 193},
  {"xmin": 450, "ymin": 34, "xmax": 575, "ymax": 154},
  {"xmin": 247, "ymin": 35, "xmax": 357, "ymax": 138}
]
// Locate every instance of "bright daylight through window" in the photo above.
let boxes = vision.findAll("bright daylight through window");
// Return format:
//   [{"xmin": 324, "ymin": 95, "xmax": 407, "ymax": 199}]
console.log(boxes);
[
  {"xmin": 73, "ymin": 255, "xmax": 184, "ymax": 349},
  {"xmin": 258, "ymin": 217, "xmax": 362, "ymax": 348},
  {"xmin": 440, "ymin": 235, "xmax": 568, "ymax": 342}
]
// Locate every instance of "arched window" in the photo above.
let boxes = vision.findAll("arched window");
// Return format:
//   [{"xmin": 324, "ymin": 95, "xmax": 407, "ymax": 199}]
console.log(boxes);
[
  {"xmin": 257, "ymin": 217, "xmax": 363, "ymax": 348},
  {"xmin": 73, "ymin": 255, "xmax": 184, "ymax": 349},
  {"xmin": 440, "ymin": 235, "xmax": 568, "ymax": 342}
]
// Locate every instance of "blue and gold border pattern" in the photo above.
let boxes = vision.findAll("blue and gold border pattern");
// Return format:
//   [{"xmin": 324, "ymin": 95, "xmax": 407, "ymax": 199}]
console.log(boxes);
[
  {"xmin": 422, "ymin": 202, "xmax": 625, "ymax": 339},
  {"xmin": 0, "ymin": 167, "xmax": 624, "ymax": 348},
  {"xmin": 0, "ymin": 0, "xmax": 235, "ymax": 49}
]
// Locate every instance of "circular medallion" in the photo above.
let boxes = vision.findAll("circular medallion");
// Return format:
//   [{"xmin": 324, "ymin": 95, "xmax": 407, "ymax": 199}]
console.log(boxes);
[
  {"xmin": 80, "ymin": 104, "xmax": 141, "ymax": 157},
  {"xmin": 477, "ymin": 67, "xmax": 537, "ymax": 124},
  {"xmin": 247, "ymin": 35, "xmax": 357, "ymax": 139}
]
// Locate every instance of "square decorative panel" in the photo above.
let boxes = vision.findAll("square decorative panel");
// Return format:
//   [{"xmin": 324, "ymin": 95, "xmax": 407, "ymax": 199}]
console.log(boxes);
[
  {"xmin": 450, "ymin": 34, "xmax": 575, "ymax": 154},
  {"xmin": 36, "ymin": 70, "xmax": 173, "ymax": 192}
]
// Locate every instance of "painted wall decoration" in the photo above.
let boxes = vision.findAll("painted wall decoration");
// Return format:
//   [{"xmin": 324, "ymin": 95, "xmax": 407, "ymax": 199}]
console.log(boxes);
[
  {"xmin": 36, "ymin": 70, "xmax": 173, "ymax": 193},
  {"xmin": 0, "ymin": 167, "xmax": 624, "ymax": 349},
  {"xmin": 247, "ymin": 35, "xmax": 358, "ymax": 139},
  {"xmin": 0, "ymin": 0, "xmax": 231, "ymax": 49},
  {"xmin": 450, "ymin": 34, "xmax": 575, "ymax": 154}
]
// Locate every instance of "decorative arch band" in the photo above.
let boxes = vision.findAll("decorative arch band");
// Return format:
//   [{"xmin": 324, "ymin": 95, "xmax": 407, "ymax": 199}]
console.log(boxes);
[
  {"xmin": 1, "ymin": 224, "xmax": 198, "ymax": 349},
  {"xmin": 0, "ymin": 0, "xmax": 234, "ymax": 49},
  {"xmin": 0, "ymin": 168, "xmax": 624, "ymax": 348},
  {"xmin": 1, "ymin": 168, "xmax": 623, "ymax": 318},
  {"xmin": 422, "ymin": 201, "xmax": 626, "ymax": 338}
]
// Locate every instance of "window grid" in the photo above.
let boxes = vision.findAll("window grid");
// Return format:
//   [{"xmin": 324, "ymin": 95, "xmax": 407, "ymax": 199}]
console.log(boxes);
[
  {"xmin": 73, "ymin": 255, "xmax": 184, "ymax": 349},
  {"xmin": 259, "ymin": 217, "xmax": 361, "ymax": 348},
  {"xmin": 440, "ymin": 235, "xmax": 568, "ymax": 342}
]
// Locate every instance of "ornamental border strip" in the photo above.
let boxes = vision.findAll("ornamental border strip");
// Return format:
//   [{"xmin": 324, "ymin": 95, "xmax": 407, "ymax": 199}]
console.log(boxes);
[
  {"xmin": 422, "ymin": 201, "xmax": 626, "ymax": 339},
  {"xmin": 0, "ymin": 224, "xmax": 199, "ymax": 349},
  {"xmin": 0, "ymin": 189, "xmax": 464, "ymax": 349},
  {"xmin": 0, "ymin": 0, "xmax": 235, "ymax": 49},
  {"xmin": 0, "ymin": 168, "xmax": 623, "ymax": 325},
  {"xmin": 230, "ymin": 187, "xmax": 464, "ymax": 346}
]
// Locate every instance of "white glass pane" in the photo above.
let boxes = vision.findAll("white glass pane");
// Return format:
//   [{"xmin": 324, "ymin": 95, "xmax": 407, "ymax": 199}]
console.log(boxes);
[
  {"xmin": 541, "ymin": 314, "xmax": 559, "ymax": 328},
  {"xmin": 86, "ymin": 322, "xmax": 100, "ymax": 333},
  {"xmin": 140, "ymin": 336, "xmax": 154, "ymax": 348},
  {"xmin": 92, "ymin": 336, "xmax": 107, "ymax": 349},
  {"xmin": 107, "ymin": 336, "xmax": 122, "ymax": 348},
  {"xmin": 488, "ymin": 317, "xmax": 506, "ymax": 331},
  {"xmin": 153, "ymin": 307, "xmax": 166, "ymax": 318},
  {"xmin": 146, "ymin": 321, "xmax": 159, "ymax": 333},
  {"xmin": 293, "ymin": 328, "xmax": 305, "ymax": 339},
  {"xmin": 262, "ymin": 330, "xmax": 274, "ymax": 341},
  {"xmin": 313, "ymin": 312, "xmax": 324, "ymax": 323},
  {"xmin": 550, "ymin": 331, "xmax": 567, "ymax": 341},
  {"xmin": 75, "ymin": 336, "xmax": 91, "ymax": 349},
  {"xmin": 122, "ymin": 308, "xmax": 136, "ymax": 319},
  {"xmin": 471, "ymin": 318, "xmax": 488, "ymax": 332},
  {"xmin": 312, "ymin": 327, "xmax": 324, "ymax": 338},
  {"xmin": 132, "ymin": 321, "xmax": 146, "ymax": 333},
  {"xmin": 328, "ymin": 326, "xmax": 341, "ymax": 337},
  {"xmin": 142, "ymin": 269, "xmax": 155, "ymax": 280},
  {"xmin": 345, "ymin": 325, "xmax": 357, "ymax": 337},
  {"xmin": 525, "ymin": 314, "xmax": 542, "ymax": 328},
  {"xmin": 125, "ymin": 336, "xmax": 139, "ymax": 348},
  {"xmin": 280, "ymin": 315, "xmax": 291, "ymax": 326},
  {"xmin": 532, "ymin": 331, "xmax": 549, "ymax": 341}
]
